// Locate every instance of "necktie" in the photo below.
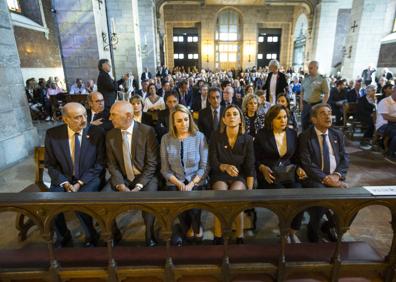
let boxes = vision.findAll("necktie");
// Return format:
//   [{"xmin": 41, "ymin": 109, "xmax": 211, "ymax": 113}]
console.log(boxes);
[
  {"xmin": 122, "ymin": 131, "xmax": 135, "ymax": 182},
  {"xmin": 322, "ymin": 133, "xmax": 330, "ymax": 175},
  {"xmin": 74, "ymin": 133, "xmax": 81, "ymax": 177},
  {"xmin": 91, "ymin": 113, "xmax": 96, "ymax": 123},
  {"xmin": 213, "ymin": 109, "xmax": 219, "ymax": 131}
]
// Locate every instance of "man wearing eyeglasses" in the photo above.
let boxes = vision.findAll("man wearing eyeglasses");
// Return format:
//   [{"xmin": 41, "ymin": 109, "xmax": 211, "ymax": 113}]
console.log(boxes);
[{"xmin": 86, "ymin": 92, "xmax": 113, "ymax": 131}]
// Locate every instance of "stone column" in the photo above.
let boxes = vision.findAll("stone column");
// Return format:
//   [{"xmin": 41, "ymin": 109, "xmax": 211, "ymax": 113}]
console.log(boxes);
[
  {"xmin": 106, "ymin": 0, "xmax": 142, "ymax": 80},
  {"xmin": 0, "ymin": 0, "xmax": 38, "ymax": 170},
  {"xmin": 138, "ymin": 0, "xmax": 158, "ymax": 74},
  {"xmin": 310, "ymin": 0, "xmax": 352, "ymax": 75},
  {"xmin": 341, "ymin": 0, "xmax": 394, "ymax": 80}
]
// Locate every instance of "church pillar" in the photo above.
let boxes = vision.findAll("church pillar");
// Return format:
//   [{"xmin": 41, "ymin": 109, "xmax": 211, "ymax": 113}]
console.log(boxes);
[
  {"xmin": 311, "ymin": 0, "xmax": 352, "ymax": 75},
  {"xmin": 52, "ymin": 0, "xmax": 109, "ymax": 88},
  {"xmin": 0, "ymin": 0, "xmax": 38, "ymax": 170},
  {"xmin": 138, "ymin": 0, "xmax": 158, "ymax": 75},
  {"xmin": 106, "ymin": 0, "xmax": 143, "ymax": 80},
  {"xmin": 342, "ymin": 0, "xmax": 394, "ymax": 80}
]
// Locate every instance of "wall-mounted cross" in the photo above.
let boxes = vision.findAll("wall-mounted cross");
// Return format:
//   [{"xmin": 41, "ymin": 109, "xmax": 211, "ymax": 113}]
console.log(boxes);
[{"xmin": 351, "ymin": 20, "xmax": 358, "ymax": 32}]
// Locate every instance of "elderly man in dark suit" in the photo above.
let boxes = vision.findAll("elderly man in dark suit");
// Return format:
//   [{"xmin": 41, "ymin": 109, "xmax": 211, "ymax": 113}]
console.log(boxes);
[
  {"xmin": 262, "ymin": 59, "xmax": 288, "ymax": 104},
  {"xmin": 45, "ymin": 102, "xmax": 106, "ymax": 247},
  {"xmin": 299, "ymin": 103, "xmax": 349, "ymax": 243},
  {"xmin": 86, "ymin": 92, "xmax": 113, "ymax": 131},
  {"xmin": 198, "ymin": 87, "xmax": 224, "ymax": 141},
  {"xmin": 106, "ymin": 101, "xmax": 159, "ymax": 247},
  {"xmin": 97, "ymin": 58, "xmax": 124, "ymax": 110}
]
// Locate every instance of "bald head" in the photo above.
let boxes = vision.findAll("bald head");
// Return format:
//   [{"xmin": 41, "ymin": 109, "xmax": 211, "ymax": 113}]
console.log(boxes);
[
  {"xmin": 223, "ymin": 86, "xmax": 234, "ymax": 103},
  {"xmin": 63, "ymin": 102, "xmax": 87, "ymax": 132},
  {"xmin": 109, "ymin": 101, "xmax": 134, "ymax": 129},
  {"xmin": 88, "ymin": 91, "xmax": 104, "ymax": 113}
]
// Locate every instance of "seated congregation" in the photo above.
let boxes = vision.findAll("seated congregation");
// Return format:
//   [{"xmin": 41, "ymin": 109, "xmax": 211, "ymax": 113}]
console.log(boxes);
[{"xmin": 42, "ymin": 59, "xmax": 396, "ymax": 249}]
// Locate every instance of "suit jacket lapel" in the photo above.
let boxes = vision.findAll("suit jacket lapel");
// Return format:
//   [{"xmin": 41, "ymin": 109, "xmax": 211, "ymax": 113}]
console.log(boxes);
[
  {"xmin": 268, "ymin": 130, "xmax": 279, "ymax": 158},
  {"xmin": 131, "ymin": 122, "xmax": 138, "ymax": 162},
  {"xmin": 80, "ymin": 126, "xmax": 90, "ymax": 161},
  {"xmin": 310, "ymin": 127, "xmax": 322, "ymax": 167},
  {"xmin": 328, "ymin": 130, "xmax": 340, "ymax": 164},
  {"xmin": 61, "ymin": 125, "xmax": 73, "ymax": 175},
  {"xmin": 285, "ymin": 128, "xmax": 293, "ymax": 158}
]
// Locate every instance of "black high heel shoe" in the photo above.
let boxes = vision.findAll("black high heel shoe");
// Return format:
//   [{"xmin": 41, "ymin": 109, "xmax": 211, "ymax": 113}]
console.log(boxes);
[
  {"xmin": 213, "ymin": 236, "xmax": 224, "ymax": 245},
  {"xmin": 236, "ymin": 237, "xmax": 244, "ymax": 244}
]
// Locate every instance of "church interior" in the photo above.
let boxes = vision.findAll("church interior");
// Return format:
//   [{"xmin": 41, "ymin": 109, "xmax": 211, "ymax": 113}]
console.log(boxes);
[{"xmin": 1, "ymin": 0, "xmax": 396, "ymax": 281}]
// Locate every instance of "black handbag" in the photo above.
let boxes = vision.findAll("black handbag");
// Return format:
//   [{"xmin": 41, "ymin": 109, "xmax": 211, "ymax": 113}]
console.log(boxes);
[{"xmin": 272, "ymin": 162, "xmax": 296, "ymax": 184}]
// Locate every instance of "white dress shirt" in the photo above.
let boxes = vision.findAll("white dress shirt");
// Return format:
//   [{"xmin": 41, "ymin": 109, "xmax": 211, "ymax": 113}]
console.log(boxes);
[
  {"xmin": 314, "ymin": 127, "xmax": 336, "ymax": 174},
  {"xmin": 269, "ymin": 73, "xmax": 278, "ymax": 104},
  {"xmin": 201, "ymin": 95, "xmax": 207, "ymax": 110},
  {"xmin": 67, "ymin": 126, "xmax": 82, "ymax": 165}
]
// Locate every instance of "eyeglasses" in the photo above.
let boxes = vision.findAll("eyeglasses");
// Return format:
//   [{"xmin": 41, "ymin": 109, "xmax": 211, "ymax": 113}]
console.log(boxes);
[{"xmin": 94, "ymin": 99, "xmax": 104, "ymax": 103}]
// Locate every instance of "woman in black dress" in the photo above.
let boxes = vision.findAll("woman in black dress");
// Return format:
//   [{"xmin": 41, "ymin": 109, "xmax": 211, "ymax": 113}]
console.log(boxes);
[{"xmin": 209, "ymin": 105, "xmax": 255, "ymax": 244}]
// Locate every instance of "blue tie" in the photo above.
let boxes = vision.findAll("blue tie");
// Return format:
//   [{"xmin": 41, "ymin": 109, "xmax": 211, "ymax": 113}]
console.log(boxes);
[
  {"xmin": 74, "ymin": 133, "xmax": 81, "ymax": 177},
  {"xmin": 322, "ymin": 133, "xmax": 330, "ymax": 175}
]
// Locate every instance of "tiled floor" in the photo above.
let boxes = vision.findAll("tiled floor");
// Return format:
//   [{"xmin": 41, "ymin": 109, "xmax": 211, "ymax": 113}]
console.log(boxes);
[{"xmin": 0, "ymin": 121, "xmax": 395, "ymax": 260}]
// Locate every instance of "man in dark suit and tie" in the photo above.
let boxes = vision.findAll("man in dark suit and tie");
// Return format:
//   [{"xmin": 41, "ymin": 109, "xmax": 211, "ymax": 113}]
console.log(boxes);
[
  {"xmin": 299, "ymin": 103, "xmax": 349, "ymax": 242},
  {"xmin": 45, "ymin": 102, "xmax": 106, "ymax": 247},
  {"xmin": 97, "ymin": 58, "xmax": 124, "ymax": 110},
  {"xmin": 176, "ymin": 80, "xmax": 192, "ymax": 108},
  {"xmin": 198, "ymin": 87, "xmax": 224, "ymax": 141},
  {"xmin": 191, "ymin": 83, "xmax": 209, "ymax": 112},
  {"xmin": 141, "ymin": 67, "xmax": 152, "ymax": 81},
  {"xmin": 106, "ymin": 101, "xmax": 159, "ymax": 247},
  {"xmin": 262, "ymin": 59, "xmax": 288, "ymax": 104},
  {"xmin": 86, "ymin": 92, "xmax": 113, "ymax": 131}
]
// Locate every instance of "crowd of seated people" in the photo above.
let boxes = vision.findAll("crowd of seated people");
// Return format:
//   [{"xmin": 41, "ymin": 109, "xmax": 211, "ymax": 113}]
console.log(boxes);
[{"xmin": 42, "ymin": 59, "xmax": 396, "ymax": 248}]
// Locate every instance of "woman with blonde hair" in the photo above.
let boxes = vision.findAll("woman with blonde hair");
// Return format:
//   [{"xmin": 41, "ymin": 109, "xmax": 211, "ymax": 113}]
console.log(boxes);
[
  {"xmin": 209, "ymin": 104, "xmax": 255, "ymax": 245},
  {"xmin": 242, "ymin": 94, "xmax": 265, "ymax": 138},
  {"xmin": 160, "ymin": 104, "xmax": 209, "ymax": 245}
]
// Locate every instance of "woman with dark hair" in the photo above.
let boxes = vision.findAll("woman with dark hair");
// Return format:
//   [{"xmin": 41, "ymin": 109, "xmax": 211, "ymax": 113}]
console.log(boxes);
[
  {"xmin": 156, "ymin": 91, "xmax": 179, "ymax": 142},
  {"xmin": 254, "ymin": 104, "xmax": 304, "ymax": 242},
  {"xmin": 130, "ymin": 95, "xmax": 154, "ymax": 127},
  {"xmin": 241, "ymin": 94, "xmax": 265, "ymax": 139},
  {"xmin": 161, "ymin": 104, "xmax": 209, "ymax": 245},
  {"xmin": 276, "ymin": 93, "xmax": 298, "ymax": 130},
  {"xmin": 143, "ymin": 83, "xmax": 165, "ymax": 112},
  {"xmin": 209, "ymin": 104, "xmax": 255, "ymax": 245}
]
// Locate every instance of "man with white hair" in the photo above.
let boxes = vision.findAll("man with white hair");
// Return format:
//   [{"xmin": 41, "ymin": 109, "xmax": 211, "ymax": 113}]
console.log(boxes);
[
  {"xmin": 300, "ymin": 61, "xmax": 329, "ymax": 130},
  {"xmin": 262, "ymin": 59, "xmax": 288, "ymax": 104},
  {"xmin": 106, "ymin": 101, "xmax": 159, "ymax": 246},
  {"xmin": 45, "ymin": 102, "xmax": 106, "ymax": 247}
]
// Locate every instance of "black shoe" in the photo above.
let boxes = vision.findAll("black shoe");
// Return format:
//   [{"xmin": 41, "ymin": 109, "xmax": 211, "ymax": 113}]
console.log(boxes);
[
  {"xmin": 321, "ymin": 221, "xmax": 338, "ymax": 242},
  {"xmin": 307, "ymin": 225, "xmax": 320, "ymax": 243},
  {"xmin": 213, "ymin": 236, "xmax": 224, "ymax": 245},
  {"xmin": 236, "ymin": 237, "xmax": 244, "ymax": 244},
  {"xmin": 146, "ymin": 239, "xmax": 157, "ymax": 247},
  {"xmin": 55, "ymin": 230, "xmax": 72, "ymax": 248}
]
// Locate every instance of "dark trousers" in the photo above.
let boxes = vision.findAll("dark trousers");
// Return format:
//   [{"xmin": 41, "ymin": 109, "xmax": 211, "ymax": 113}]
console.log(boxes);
[
  {"xmin": 362, "ymin": 118, "xmax": 375, "ymax": 139},
  {"xmin": 109, "ymin": 176, "xmax": 158, "ymax": 242},
  {"xmin": 50, "ymin": 177, "xmax": 101, "ymax": 242},
  {"xmin": 258, "ymin": 180, "xmax": 303, "ymax": 230},
  {"xmin": 301, "ymin": 179, "xmax": 336, "ymax": 242},
  {"xmin": 386, "ymin": 123, "xmax": 396, "ymax": 155},
  {"xmin": 302, "ymin": 101, "xmax": 321, "ymax": 131},
  {"xmin": 164, "ymin": 185, "xmax": 203, "ymax": 236}
]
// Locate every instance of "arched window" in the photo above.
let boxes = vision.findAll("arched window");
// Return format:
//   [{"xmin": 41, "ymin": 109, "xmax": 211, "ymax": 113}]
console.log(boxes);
[{"xmin": 215, "ymin": 9, "xmax": 241, "ymax": 70}]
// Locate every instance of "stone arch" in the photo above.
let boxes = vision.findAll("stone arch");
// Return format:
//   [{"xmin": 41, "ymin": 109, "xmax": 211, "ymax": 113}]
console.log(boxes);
[{"xmin": 294, "ymin": 13, "xmax": 308, "ymax": 40}]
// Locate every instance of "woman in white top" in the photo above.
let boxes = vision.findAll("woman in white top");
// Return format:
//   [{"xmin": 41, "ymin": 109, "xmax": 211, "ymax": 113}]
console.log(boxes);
[{"xmin": 143, "ymin": 83, "xmax": 165, "ymax": 112}]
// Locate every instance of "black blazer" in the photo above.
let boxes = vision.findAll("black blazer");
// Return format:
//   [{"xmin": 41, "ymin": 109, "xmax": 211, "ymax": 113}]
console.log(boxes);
[
  {"xmin": 141, "ymin": 112, "xmax": 154, "ymax": 127},
  {"xmin": 298, "ymin": 127, "xmax": 349, "ymax": 183},
  {"xmin": 44, "ymin": 124, "xmax": 106, "ymax": 187},
  {"xmin": 191, "ymin": 95, "xmax": 207, "ymax": 112},
  {"xmin": 198, "ymin": 106, "xmax": 225, "ymax": 141},
  {"xmin": 357, "ymin": 96, "xmax": 375, "ymax": 124},
  {"xmin": 97, "ymin": 70, "xmax": 119, "ymax": 109},
  {"xmin": 254, "ymin": 127, "xmax": 298, "ymax": 170},
  {"xmin": 141, "ymin": 72, "xmax": 152, "ymax": 81},
  {"xmin": 155, "ymin": 108, "xmax": 170, "ymax": 142},
  {"xmin": 86, "ymin": 109, "xmax": 113, "ymax": 131},
  {"xmin": 262, "ymin": 72, "xmax": 288, "ymax": 102},
  {"xmin": 106, "ymin": 122, "xmax": 159, "ymax": 187}
]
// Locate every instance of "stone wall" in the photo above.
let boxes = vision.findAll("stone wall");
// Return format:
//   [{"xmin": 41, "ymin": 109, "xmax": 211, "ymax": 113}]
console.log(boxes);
[
  {"xmin": 163, "ymin": 4, "xmax": 296, "ymax": 70},
  {"xmin": 0, "ymin": 0, "xmax": 38, "ymax": 170},
  {"xmin": 13, "ymin": 0, "xmax": 63, "ymax": 82}
]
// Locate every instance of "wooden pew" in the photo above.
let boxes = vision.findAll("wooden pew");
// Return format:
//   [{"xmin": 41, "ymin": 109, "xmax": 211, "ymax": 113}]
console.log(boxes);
[{"xmin": 1, "ymin": 189, "xmax": 395, "ymax": 282}]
